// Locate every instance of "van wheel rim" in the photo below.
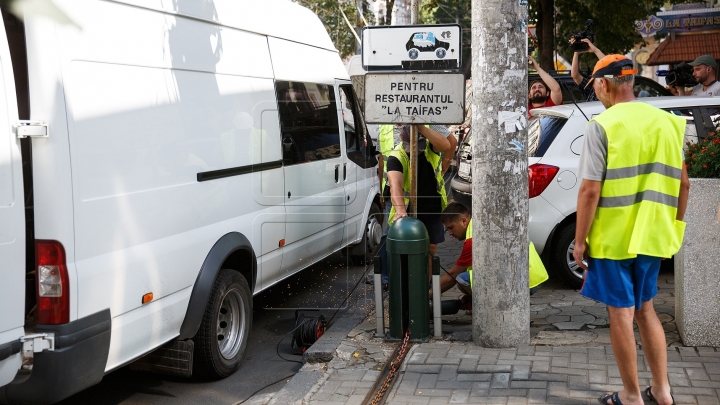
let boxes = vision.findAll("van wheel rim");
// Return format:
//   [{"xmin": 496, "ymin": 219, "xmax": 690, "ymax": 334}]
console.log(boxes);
[
  {"xmin": 366, "ymin": 216, "xmax": 382, "ymax": 252},
  {"xmin": 217, "ymin": 289, "xmax": 245, "ymax": 359},
  {"xmin": 566, "ymin": 240, "xmax": 584, "ymax": 280}
]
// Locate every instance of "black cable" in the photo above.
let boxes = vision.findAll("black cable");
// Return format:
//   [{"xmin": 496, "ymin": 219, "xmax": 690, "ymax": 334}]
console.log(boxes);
[
  {"xmin": 234, "ymin": 373, "xmax": 298, "ymax": 405},
  {"xmin": 276, "ymin": 238, "xmax": 387, "ymax": 362},
  {"xmin": 327, "ymin": 238, "xmax": 386, "ymax": 326},
  {"xmin": 275, "ymin": 318, "xmax": 313, "ymax": 363},
  {"xmin": 428, "ymin": 251, "xmax": 459, "ymax": 284},
  {"xmin": 291, "ymin": 313, "xmax": 326, "ymax": 355}
]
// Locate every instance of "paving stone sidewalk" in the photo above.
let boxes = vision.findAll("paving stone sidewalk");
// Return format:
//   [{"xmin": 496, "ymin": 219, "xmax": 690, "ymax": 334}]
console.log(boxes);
[
  {"xmin": 245, "ymin": 239, "xmax": 718, "ymax": 405},
  {"xmin": 386, "ymin": 344, "xmax": 720, "ymax": 405},
  {"xmin": 381, "ymin": 239, "xmax": 718, "ymax": 404}
]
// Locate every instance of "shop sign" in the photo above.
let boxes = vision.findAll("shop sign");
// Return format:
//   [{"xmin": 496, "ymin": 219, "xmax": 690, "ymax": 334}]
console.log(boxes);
[{"xmin": 636, "ymin": 8, "xmax": 720, "ymax": 36}]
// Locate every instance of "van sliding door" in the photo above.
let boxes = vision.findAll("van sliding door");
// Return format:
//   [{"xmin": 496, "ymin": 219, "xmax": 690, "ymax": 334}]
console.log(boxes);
[{"xmin": 277, "ymin": 80, "xmax": 345, "ymax": 274}]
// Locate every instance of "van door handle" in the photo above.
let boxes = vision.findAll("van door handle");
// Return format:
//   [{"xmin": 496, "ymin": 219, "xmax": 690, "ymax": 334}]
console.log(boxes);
[
  {"xmin": 343, "ymin": 164, "xmax": 347, "ymax": 181},
  {"xmin": 334, "ymin": 164, "xmax": 339, "ymax": 183}
]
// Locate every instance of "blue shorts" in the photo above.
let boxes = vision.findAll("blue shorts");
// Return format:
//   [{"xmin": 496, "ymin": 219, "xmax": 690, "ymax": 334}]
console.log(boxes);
[
  {"xmin": 456, "ymin": 271, "xmax": 470, "ymax": 287},
  {"xmin": 580, "ymin": 255, "xmax": 661, "ymax": 310}
]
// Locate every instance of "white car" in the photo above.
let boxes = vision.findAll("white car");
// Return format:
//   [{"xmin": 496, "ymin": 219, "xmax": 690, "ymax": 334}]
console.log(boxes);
[
  {"xmin": 528, "ymin": 97, "xmax": 719, "ymax": 288},
  {"xmin": 452, "ymin": 96, "xmax": 719, "ymax": 287}
]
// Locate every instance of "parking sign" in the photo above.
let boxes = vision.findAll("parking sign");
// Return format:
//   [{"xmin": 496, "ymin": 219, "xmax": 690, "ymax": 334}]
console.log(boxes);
[{"xmin": 361, "ymin": 25, "xmax": 462, "ymax": 71}]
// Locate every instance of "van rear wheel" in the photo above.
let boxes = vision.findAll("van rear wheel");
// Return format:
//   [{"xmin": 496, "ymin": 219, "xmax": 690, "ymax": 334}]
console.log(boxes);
[{"xmin": 193, "ymin": 269, "xmax": 252, "ymax": 379}]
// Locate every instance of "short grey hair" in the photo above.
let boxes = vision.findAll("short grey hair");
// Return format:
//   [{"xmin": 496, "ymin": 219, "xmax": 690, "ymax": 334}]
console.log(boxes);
[{"xmin": 606, "ymin": 74, "xmax": 634, "ymax": 88}]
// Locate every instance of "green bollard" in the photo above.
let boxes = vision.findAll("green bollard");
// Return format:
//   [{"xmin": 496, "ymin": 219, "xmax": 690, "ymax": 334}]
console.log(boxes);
[{"xmin": 386, "ymin": 217, "xmax": 429, "ymax": 341}]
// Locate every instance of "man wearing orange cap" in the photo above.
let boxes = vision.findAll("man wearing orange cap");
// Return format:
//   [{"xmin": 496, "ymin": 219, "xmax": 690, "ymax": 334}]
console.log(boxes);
[{"xmin": 574, "ymin": 55, "xmax": 690, "ymax": 405}]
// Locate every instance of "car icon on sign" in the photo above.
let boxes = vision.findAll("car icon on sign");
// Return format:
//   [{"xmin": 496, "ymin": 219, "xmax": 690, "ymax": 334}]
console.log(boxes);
[{"xmin": 405, "ymin": 32, "xmax": 450, "ymax": 60}]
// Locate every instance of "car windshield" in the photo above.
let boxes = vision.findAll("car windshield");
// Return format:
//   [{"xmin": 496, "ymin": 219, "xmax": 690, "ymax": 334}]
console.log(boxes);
[{"xmin": 528, "ymin": 116, "xmax": 568, "ymax": 157}]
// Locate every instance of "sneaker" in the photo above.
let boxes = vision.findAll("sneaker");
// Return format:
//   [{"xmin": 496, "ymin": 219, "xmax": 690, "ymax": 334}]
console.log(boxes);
[{"xmin": 364, "ymin": 275, "xmax": 374, "ymax": 285}]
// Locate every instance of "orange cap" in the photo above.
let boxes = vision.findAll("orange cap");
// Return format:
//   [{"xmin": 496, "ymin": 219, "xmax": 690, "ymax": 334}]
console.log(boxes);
[{"xmin": 585, "ymin": 54, "xmax": 637, "ymax": 88}]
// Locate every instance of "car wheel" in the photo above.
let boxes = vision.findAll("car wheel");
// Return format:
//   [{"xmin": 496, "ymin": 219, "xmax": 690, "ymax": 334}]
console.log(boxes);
[
  {"xmin": 435, "ymin": 48, "xmax": 446, "ymax": 59},
  {"xmin": 351, "ymin": 203, "xmax": 383, "ymax": 265},
  {"xmin": 551, "ymin": 222, "xmax": 584, "ymax": 289},
  {"xmin": 408, "ymin": 48, "xmax": 419, "ymax": 60},
  {"xmin": 193, "ymin": 269, "xmax": 252, "ymax": 379}
]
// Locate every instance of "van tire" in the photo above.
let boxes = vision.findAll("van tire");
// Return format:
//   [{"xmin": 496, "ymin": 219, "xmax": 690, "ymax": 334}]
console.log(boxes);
[
  {"xmin": 351, "ymin": 202, "xmax": 383, "ymax": 265},
  {"xmin": 193, "ymin": 269, "xmax": 252, "ymax": 379},
  {"xmin": 551, "ymin": 223, "xmax": 584, "ymax": 289}
]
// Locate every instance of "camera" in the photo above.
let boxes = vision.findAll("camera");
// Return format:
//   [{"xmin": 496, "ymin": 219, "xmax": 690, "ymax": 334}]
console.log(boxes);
[
  {"xmin": 569, "ymin": 19, "xmax": 595, "ymax": 52},
  {"xmin": 656, "ymin": 62, "xmax": 698, "ymax": 87}
]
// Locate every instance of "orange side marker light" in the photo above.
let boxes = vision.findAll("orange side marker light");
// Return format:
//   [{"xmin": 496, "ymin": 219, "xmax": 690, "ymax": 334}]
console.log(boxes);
[{"xmin": 142, "ymin": 293, "xmax": 153, "ymax": 304}]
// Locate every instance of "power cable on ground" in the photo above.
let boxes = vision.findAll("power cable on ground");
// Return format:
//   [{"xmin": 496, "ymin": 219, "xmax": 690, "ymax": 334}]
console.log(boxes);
[
  {"xmin": 233, "ymin": 373, "xmax": 297, "ymax": 405},
  {"xmin": 276, "ymin": 238, "xmax": 386, "ymax": 363}
]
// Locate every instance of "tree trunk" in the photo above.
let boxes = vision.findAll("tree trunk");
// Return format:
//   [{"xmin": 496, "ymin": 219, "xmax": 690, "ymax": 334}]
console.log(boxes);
[
  {"xmin": 536, "ymin": 0, "xmax": 555, "ymax": 71},
  {"xmin": 385, "ymin": 0, "xmax": 395, "ymax": 25},
  {"xmin": 470, "ymin": 0, "xmax": 530, "ymax": 347}
]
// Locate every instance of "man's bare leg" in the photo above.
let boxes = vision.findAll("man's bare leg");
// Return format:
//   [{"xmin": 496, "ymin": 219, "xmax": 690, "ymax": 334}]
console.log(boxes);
[
  {"xmin": 605, "ymin": 306, "xmax": 644, "ymax": 405},
  {"xmin": 635, "ymin": 300, "xmax": 673, "ymax": 405}
]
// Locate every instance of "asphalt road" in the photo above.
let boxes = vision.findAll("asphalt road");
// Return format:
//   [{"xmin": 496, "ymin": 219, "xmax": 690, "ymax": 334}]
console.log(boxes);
[{"xmin": 57, "ymin": 252, "xmax": 374, "ymax": 405}]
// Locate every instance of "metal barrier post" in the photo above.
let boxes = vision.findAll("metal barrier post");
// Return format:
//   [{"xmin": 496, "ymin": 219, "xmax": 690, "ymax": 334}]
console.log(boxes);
[
  {"xmin": 373, "ymin": 255, "xmax": 385, "ymax": 337},
  {"xmin": 432, "ymin": 256, "xmax": 441, "ymax": 338}
]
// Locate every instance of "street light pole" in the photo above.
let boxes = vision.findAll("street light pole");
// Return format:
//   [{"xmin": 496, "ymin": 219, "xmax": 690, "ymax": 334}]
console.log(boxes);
[{"xmin": 471, "ymin": 0, "xmax": 530, "ymax": 347}]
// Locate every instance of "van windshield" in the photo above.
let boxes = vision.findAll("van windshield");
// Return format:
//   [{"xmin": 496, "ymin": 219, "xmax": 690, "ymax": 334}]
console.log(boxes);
[{"xmin": 528, "ymin": 116, "xmax": 567, "ymax": 157}]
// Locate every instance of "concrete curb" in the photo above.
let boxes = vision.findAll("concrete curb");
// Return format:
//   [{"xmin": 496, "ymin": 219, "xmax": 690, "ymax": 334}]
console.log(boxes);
[
  {"xmin": 304, "ymin": 314, "xmax": 367, "ymax": 363},
  {"xmin": 252, "ymin": 312, "xmax": 367, "ymax": 405}
]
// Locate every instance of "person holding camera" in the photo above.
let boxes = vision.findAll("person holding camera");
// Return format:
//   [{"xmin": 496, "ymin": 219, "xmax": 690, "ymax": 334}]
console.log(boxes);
[
  {"xmin": 681, "ymin": 55, "xmax": 720, "ymax": 97},
  {"xmin": 528, "ymin": 55, "xmax": 563, "ymax": 113},
  {"xmin": 570, "ymin": 38, "xmax": 606, "ymax": 101}
]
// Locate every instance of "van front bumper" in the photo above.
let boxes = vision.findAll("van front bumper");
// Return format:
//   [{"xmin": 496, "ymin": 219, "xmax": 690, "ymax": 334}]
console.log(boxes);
[{"xmin": 0, "ymin": 309, "xmax": 111, "ymax": 405}]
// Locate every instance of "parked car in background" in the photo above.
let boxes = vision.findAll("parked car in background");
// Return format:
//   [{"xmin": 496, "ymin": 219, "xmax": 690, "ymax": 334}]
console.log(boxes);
[
  {"xmin": 452, "ymin": 97, "xmax": 720, "ymax": 287},
  {"xmin": 529, "ymin": 71, "xmax": 672, "ymax": 104}
]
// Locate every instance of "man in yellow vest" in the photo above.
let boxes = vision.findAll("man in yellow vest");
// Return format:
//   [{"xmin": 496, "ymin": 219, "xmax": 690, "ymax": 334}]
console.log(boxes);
[
  {"xmin": 573, "ymin": 55, "xmax": 690, "ymax": 405},
  {"xmin": 387, "ymin": 125, "xmax": 454, "ymax": 265},
  {"xmin": 430, "ymin": 202, "xmax": 548, "ymax": 301},
  {"xmin": 368, "ymin": 124, "xmax": 401, "ymax": 290}
]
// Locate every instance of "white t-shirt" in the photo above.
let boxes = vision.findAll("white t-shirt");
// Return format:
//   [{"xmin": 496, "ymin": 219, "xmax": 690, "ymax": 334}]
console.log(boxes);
[{"xmin": 691, "ymin": 81, "xmax": 720, "ymax": 97}]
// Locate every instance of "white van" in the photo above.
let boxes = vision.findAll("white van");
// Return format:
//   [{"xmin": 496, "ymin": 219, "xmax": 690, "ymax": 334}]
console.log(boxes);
[{"xmin": 0, "ymin": 1, "xmax": 381, "ymax": 403}]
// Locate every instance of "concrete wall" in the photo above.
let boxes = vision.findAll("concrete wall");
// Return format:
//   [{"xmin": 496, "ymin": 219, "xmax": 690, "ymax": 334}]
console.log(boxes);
[{"xmin": 675, "ymin": 178, "xmax": 720, "ymax": 347}]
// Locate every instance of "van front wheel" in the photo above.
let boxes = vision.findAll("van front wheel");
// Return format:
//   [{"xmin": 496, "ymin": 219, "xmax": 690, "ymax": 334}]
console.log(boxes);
[{"xmin": 193, "ymin": 269, "xmax": 252, "ymax": 379}]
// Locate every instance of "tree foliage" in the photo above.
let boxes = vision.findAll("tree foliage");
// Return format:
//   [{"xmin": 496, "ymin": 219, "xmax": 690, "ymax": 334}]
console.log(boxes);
[
  {"xmin": 420, "ymin": 0, "xmax": 472, "ymax": 77},
  {"xmin": 529, "ymin": 0, "xmax": 685, "ymax": 71},
  {"xmin": 293, "ymin": 0, "xmax": 375, "ymax": 59}
]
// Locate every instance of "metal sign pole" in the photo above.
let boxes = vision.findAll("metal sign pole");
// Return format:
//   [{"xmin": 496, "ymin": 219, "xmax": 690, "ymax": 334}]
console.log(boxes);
[
  {"xmin": 409, "ymin": 125, "xmax": 417, "ymax": 217},
  {"xmin": 409, "ymin": 0, "xmax": 419, "ymax": 219}
]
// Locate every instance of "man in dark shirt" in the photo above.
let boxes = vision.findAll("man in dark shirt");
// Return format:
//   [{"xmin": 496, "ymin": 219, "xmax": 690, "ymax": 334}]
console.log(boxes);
[
  {"xmin": 570, "ymin": 38, "xmax": 606, "ymax": 102},
  {"xmin": 386, "ymin": 125, "xmax": 453, "ymax": 260}
]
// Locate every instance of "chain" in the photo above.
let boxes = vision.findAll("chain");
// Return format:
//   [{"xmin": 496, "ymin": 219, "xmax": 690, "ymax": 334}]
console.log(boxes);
[{"xmin": 369, "ymin": 330, "xmax": 411, "ymax": 405}]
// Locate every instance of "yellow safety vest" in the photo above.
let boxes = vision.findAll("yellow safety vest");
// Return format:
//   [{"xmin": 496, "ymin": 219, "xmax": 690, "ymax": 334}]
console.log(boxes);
[
  {"xmin": 588, "ymin": 102, "xmax": 687, "ymax": 259},
  {"xmin": 466, "ymin": 219, "xmax": 473, "ymax": 285},
  {"xmin": 379, "ymin": 125, "xmax": 395, "ymax": 190},
  {"xmin": 466, "ymin": 219, "xmax": 548, "ymax": 288},
  {"xmin": 529, "ymin": 242, "xmax": 549, "ymax": 288},
  {"xmin": 386, "ymin": 143, "xmax": 448, "ymax": 225}
]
